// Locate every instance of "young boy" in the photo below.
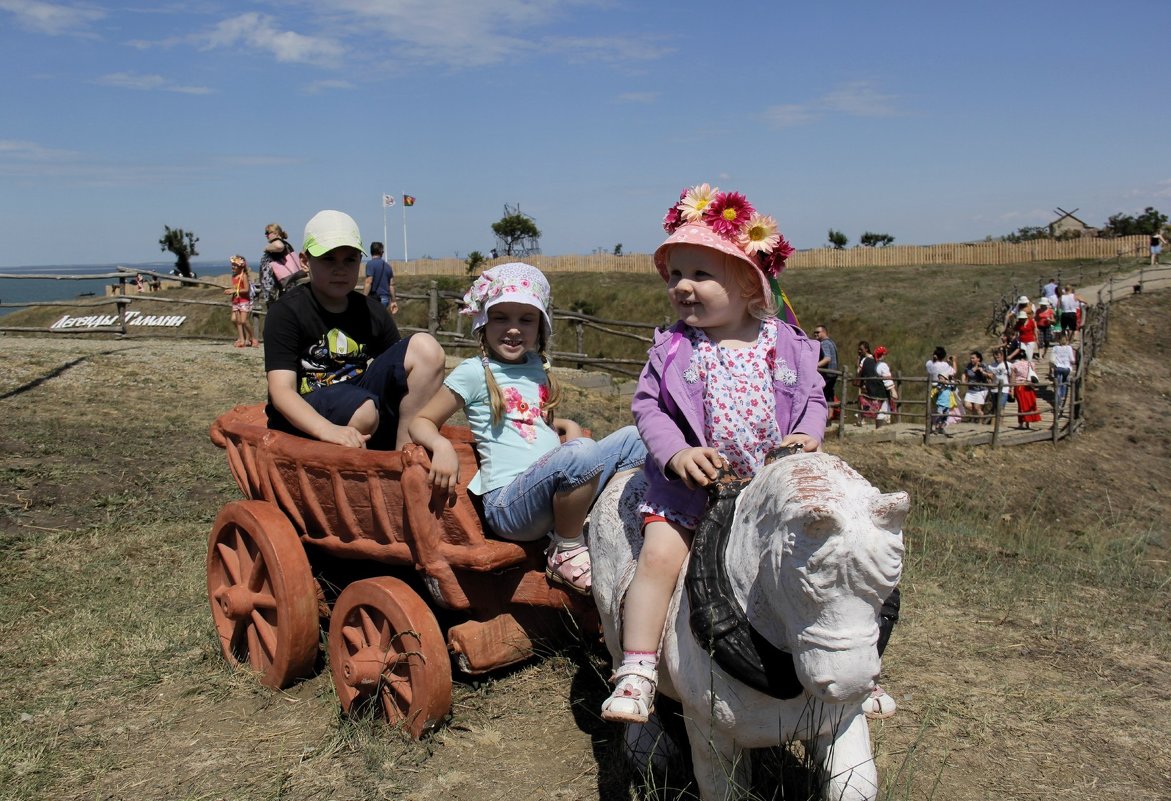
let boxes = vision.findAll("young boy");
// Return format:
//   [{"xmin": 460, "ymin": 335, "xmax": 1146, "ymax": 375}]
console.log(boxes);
[{"xmin": 263, "ymin": 210, "xmax": 445, "ymax": 450}]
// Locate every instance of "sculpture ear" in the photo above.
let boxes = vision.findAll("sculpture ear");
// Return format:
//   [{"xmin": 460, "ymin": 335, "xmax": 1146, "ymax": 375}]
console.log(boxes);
[{"xmin": 870, "ymin": 491, "xmax": 910, "ymax": 534}]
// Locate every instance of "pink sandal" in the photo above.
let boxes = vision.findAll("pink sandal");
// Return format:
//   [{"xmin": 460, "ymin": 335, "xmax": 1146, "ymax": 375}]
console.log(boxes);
[{"xmin": 546, "ymin": 543, "xmax": 592, "ymax": 595}]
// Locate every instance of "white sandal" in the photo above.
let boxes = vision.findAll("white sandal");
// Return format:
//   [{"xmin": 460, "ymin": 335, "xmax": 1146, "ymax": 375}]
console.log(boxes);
[
  {"xmin": 862, "ymin": 684, "xmax": 897, "ymax": 719},
  {"xmin": 601, "ymin": 663, "xmax": 657, "ymax": 724}
]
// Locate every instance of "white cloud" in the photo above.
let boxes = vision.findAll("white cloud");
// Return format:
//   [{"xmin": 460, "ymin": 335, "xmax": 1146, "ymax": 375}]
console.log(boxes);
[
  {"xmin": 821, "ymin": 81, "xmax": 898, "ymax": 117},
  {"xmin": 92, "ymin": 72, "xmax": 212, "ymax": 95},
  {"xmin": 0, "ymin": 138, "xmax": 79, "ymax": 161},
  {"xmin": 617, "ymin": 91, "xmax": 658, "ymax": 104},
  {"xmin": 552, "ymin": 34, "xmax": 672, "ymax": 64},
  {"xmin": 308, "ymin": 0, "xmax": 667, "ymax": 69},
  {"xmin": 762, "ymin": 103, "xmax": 819, "ymax": 129},
  {"xmin": 763, "ymin": 81, "xmax": 902, "ymax": 129},
  {"xmin": 0, "ymin": 0, "xmax": 104, "ymax": 35},
  {"xmin": 304, "ymin": 79, "xmax": 356, "ymax": 94},
  {"xmin": 199, "ymin": 12, "xmax": 346, "ymax": 66}
]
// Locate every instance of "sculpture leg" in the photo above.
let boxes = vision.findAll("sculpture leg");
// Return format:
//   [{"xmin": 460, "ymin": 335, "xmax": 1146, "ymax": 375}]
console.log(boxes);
[
  {"xmin": 811, "ymin": 711, "xmax": 878, "ymax": 801},
  {"xmin": 683, "ymin": 709, "xmax": 750, "ymax": 800}
]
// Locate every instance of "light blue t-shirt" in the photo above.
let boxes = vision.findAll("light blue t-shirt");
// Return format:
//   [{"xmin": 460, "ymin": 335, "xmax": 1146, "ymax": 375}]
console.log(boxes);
[{"xmin": 444, "ymin": 354, "xmax": 561, "ymax": 495}]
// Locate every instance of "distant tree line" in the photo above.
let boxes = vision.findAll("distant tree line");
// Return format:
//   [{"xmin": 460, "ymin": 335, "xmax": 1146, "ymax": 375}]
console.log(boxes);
[
  {"xmin": 827, "ymin": 229, "xmax": 895, "ymax": 249},
  {"xmin": 996, "ymin": 206, "xmax": 1168, "ymax": 243}
]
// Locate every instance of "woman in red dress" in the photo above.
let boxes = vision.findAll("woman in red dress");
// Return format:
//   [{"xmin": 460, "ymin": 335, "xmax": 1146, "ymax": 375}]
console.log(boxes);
[{"xmin": 1009, "ymin": 351, "xmax": 1042, "ymax": 429}]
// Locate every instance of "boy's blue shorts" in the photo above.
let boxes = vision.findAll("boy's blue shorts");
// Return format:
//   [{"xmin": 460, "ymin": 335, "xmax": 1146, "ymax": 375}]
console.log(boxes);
[{"xmin": 268, "ymin": 335, "xmax": 412, "ymax": 450}]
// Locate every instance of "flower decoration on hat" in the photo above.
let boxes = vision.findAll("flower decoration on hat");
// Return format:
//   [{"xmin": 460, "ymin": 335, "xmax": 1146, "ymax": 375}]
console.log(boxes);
[{"xmin": 664, "ymin": 184, "xmax": 795, "ymax": 278}]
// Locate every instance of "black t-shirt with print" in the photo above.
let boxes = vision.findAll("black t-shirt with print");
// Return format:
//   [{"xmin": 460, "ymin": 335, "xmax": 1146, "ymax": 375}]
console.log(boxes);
[{"xmin": 263, "ymin": 283, "xmax": 400, "ymax": 397}]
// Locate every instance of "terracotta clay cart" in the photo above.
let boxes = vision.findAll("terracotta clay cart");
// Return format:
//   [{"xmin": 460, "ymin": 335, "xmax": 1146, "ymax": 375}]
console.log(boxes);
[{"xmin": 207, "ymin": 403, "xmax": 594, "ymax": 737}]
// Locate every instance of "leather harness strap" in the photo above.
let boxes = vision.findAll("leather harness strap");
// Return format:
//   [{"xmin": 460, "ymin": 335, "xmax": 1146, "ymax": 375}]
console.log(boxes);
[{"xmin": 685, "ymin": 447, "xmax": 805, "ymax": 700}]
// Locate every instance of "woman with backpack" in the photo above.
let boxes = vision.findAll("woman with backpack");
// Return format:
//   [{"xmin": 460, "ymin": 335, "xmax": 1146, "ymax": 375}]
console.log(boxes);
[{"xmin": 259, "ymin": 223, "xmax": 305, "ymax": 304}]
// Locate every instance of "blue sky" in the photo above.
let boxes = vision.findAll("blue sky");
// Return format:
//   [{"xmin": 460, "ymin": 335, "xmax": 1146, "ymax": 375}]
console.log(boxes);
[{"xmin": 1, "ymin": 0, "xmax": 1167, "ymax": 268}]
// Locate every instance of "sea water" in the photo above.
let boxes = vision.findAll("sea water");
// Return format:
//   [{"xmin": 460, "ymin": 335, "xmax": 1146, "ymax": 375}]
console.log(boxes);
[{"xmin": 0, "ymin": 261, "xmax": 227, "ymax": 318}]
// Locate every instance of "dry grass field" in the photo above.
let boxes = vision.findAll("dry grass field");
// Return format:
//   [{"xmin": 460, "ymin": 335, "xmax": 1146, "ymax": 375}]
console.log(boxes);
[{"xmin": 0, "ymin": 265, "xmax": 1168, "ymax": 800}]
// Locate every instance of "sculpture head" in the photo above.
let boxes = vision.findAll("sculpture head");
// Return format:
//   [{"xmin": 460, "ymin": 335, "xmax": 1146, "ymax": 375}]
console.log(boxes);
[{"xmin": 739, "ymin": 453, "xmax": 906, "ymax": 704}]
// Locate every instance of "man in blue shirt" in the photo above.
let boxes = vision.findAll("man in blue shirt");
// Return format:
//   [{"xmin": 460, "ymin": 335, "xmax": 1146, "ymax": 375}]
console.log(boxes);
[
  {"xmin": 813, "ymin": 324, "xmax": 839, "ymax": 415},
  {"xmin": 363, "ymin": 241, "xmax": 398, "ymax": 314}
]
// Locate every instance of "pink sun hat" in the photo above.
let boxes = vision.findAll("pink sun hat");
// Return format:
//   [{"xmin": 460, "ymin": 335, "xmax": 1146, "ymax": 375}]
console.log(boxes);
[
  {"xmin": 654, "ymin": 222, "xmax": 773, "ymax": 298},
  {"xmin": 653, "ymin": 183, "xmax": 795, "ymax": 308}
]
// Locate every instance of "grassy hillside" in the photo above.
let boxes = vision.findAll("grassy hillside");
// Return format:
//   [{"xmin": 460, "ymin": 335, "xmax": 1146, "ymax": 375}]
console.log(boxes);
[
  {"xmin": 1, "ymin": 263, "xmax": 1169, "ymax": 800},
  {"xmin": 4, "ymin": 257, "xmax": 1134, "ymax": 381}
]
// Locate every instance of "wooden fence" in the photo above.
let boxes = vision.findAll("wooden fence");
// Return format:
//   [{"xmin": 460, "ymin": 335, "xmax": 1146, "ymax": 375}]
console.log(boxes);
[
  {"xmin": 3, "ymin": 262, "xmax": 1165, "ymax": 451},
  {"xmin": 387, "ymin": 235, "xmax": 1149, "ymax": 275}
]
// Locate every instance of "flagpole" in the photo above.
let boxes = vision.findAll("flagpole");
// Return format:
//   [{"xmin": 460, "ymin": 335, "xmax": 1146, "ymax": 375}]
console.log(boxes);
[
  {"xmin": 402, "ymin": 196, "xmax": 409, "ymax": 263},
  {"xmin": 383, "ymin": 200, "xmax": 388, "ymax": 259}
]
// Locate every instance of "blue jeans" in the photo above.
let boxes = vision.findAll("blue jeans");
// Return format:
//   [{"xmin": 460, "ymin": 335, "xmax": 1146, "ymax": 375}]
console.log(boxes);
[
  {"xmin": 481, "ymin": 425, "xmax": 646, "ymax": 542},
  {"xmin": 1053, "ymin": 367, "xmax": 1071, "ymax": 412}
]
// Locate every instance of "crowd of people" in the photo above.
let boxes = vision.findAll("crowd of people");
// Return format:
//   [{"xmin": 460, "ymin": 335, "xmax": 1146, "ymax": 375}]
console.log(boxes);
[{"xmin": 810, "ymin": 276, "xmax": 1086, "ymax": 435}]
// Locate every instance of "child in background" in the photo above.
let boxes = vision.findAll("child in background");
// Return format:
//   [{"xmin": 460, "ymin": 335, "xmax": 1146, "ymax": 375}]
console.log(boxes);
[
  {"xmin": 602, "ymin": 184, "xmax": 828, "ymax": 723},
  {"xmin": 932, "ymin": 380, "xmax": 956, "ymax": 435},
  {"xmin": 409, "ymin": 263, "xmax": 645, "ymax": 595},
  {"xmin": 225, "ymin": 255, "xmax": 257, "ymax": 348},
  {"xmin": 1035, "ymin": 298, "xmax": 1056, "ymax": 356}
]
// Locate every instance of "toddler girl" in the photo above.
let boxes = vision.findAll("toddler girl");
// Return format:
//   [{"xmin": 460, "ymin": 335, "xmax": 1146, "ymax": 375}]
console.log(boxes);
[
  {"xmin": 409, "ymin": 263, "xmax": 645, "ymax": 594},
  {"xmin": 601, "ymin": 184, "xmax": 827, "ymax": 722},
  {"xmin": 226, "ymin": 255, "xmax": 257, "ymax": 348}
]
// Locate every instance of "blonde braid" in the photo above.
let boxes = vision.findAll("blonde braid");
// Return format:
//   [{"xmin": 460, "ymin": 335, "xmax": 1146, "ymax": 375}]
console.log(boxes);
[
  {"xmin": 478, "ymin": 334, "xmax": 506, "ymax": 426},
  {"xmin": 538, "ymin": 332, "xmax": 561, "ymax": 424}
]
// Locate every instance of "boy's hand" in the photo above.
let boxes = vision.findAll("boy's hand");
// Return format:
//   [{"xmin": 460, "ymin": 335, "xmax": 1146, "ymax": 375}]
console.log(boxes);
[
  {"xmin": 668, "ymin": 447, "xmax": 724, "ymax": 490},
  {"xmin": 320, "ymin": 424, "xmax": 371, "ymax": 449},
  {"xmin": 779, "ymin": 434, "xmax": 819, "ymax": 453},
  {"xmin": 426, "ymin": 441, "xmax": 461, "ymax": 491}
]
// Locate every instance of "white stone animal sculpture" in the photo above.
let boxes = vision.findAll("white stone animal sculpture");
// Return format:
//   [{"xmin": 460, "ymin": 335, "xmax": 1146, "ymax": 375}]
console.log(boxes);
[{"xmin": 590, "ymin": 451, "xmax": 907, "ymax": 801}]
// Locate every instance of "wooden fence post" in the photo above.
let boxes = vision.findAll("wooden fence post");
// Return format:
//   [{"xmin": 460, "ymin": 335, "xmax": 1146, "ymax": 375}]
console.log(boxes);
[
  {"xmin": 991, "ymin": 383, "xmax": 1002, "ymax": 447},
  {"xmin": 574, "ymin": 320, "xmax": 585, "ymax": 369},
  {"xmin": 428, "ymin": 280, "xmax": 439, "ymax": 336},
  {"xmin": 115, "ymin": 296, "xmax": 130, "ymax": 336},
  {"xmin": 922, "ymin": 377, "xmax": 933, "ymax": 445}
]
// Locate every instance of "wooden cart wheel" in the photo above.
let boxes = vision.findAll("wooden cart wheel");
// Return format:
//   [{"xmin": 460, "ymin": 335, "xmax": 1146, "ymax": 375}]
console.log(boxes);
[
  {"xmin": 328, "ymin": 577, "xmax": 452, "ymax": 738},
  {"xmin": 207, "ymin": 500, "xmax": 319, "ymax": 689}
]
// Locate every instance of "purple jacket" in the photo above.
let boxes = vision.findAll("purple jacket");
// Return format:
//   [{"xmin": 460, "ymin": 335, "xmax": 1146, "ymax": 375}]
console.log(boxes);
[{"xmin": 632, "ymin": 319, "xmax": 827, "ymax": 521}]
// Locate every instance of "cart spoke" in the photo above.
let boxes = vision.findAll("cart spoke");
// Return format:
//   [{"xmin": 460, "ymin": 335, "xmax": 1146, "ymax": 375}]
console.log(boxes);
[
  {"xmin": 246, "ymin": 620, "xmax": 263, "ymax": 664},
  {"xmin": 251, "ymin": 609, "xmax": 278, "ymax": 659},
  {"xmin": 216, "ymin": 541, "xmax": 242, "ymax": 585},
  {"xmin": 381, "ymin": 675, "xmax": 414, "ymax": 714},
  {"xmin": 341, "ymin": 624, "xmax": 364, "ymax": 651},
  {"xmin": 252, "ymin": 592, "xmax": 277, "ymax": 610},
  {"xmin": 246, "ymin": 549, "xmax": 267, "ymax": 592},
  {"xmin": 358, "ymin": 608, "xmax": 380, "ymax": 646},
  {"xmin": 228, "ymin": 616, "xmax": 248, "ymax": 660}
]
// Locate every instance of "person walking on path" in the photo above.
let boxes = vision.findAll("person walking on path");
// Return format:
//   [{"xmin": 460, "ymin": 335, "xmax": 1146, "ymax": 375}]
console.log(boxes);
[
  {"xmin": 1151, "ymin": 231, "xmax": 1166, "ymax": 266},
  {"xmin": 1058, "ymin": 285, "xmax": 1083, "ymax": 335},
  {"xmin": 962, "ymin": 351, "xmax": 994, "ymax": 424},
  {"xmin": 1048, "ymin": 333, "xmax": 1076, "ymax": 415},
  {"xmin": 813, "ymin": 324, "xmax": 839, "ymax": 420},
  {"xmin": 1009, "ymin": 351, "xmax": 1042, "ymax": 430},
  {"xmin": 856, "ymin": 341, "xmax": 888, "ymax": 425},
  {"xmin": 363, "ymin": 241, "xmax": 398, "ymax": 314}
]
